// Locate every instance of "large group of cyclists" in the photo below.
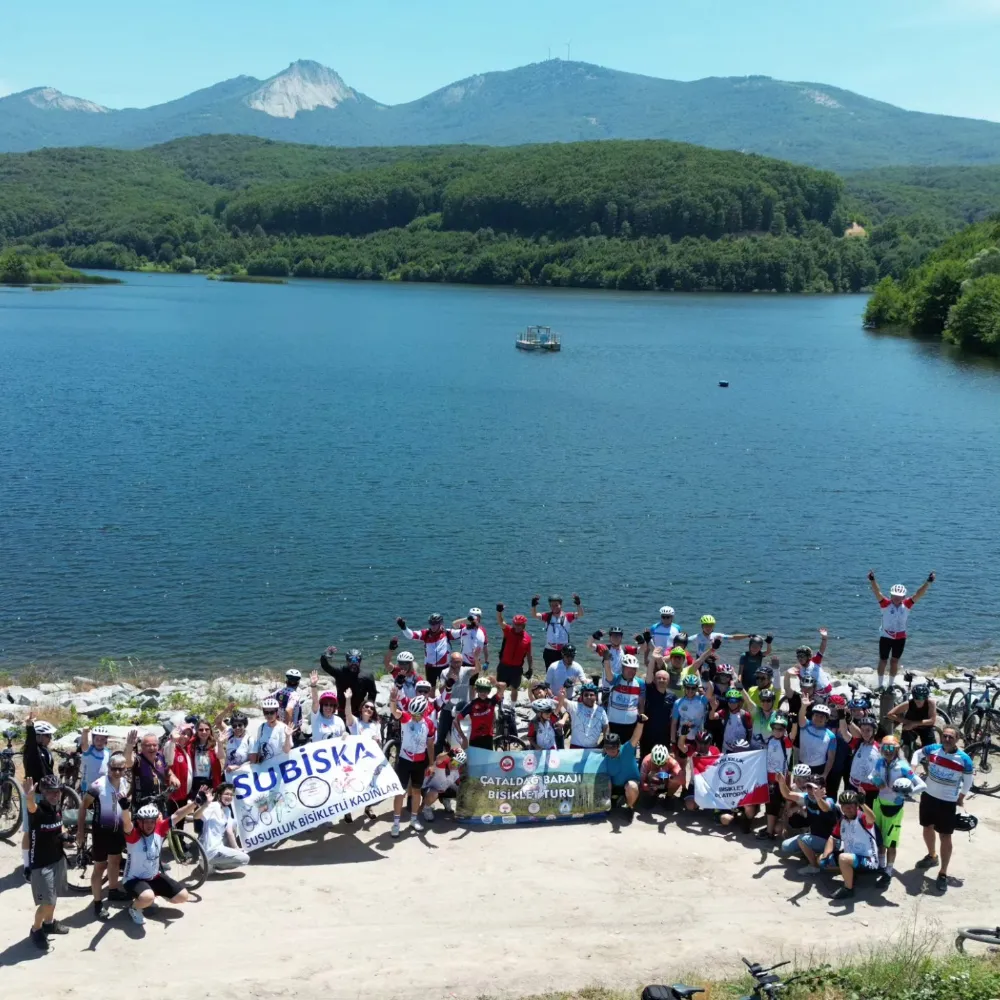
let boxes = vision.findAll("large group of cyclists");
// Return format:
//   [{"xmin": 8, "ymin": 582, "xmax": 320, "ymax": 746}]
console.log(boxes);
[{"xmin": 5, "ymin": 570, "xmax": 999, "ymax": 951}]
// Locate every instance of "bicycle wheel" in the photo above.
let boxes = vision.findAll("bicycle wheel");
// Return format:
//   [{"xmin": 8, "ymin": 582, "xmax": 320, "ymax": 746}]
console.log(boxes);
[
  {"xmin": 382, "ymin": 739, "xmax": 399, "ymax": 773},
  {"xmin": 966, "ymin": 742, "xmax": 1000, "ymax": 794},
  {"xmin": 964, "ymin": 710, "xmax": 988, "ymax": 745},
  {"xmin": 936, "ymin": 706, "xmax": 952, "ymax": 728},
  {"xmin": 494, "ymin": 735, "xmax": 528, "ymax": 751},
  {"xmin": 0, "ymin": 778, "xmax": 22, "ymax": 839},
  {"xmin": 161, "ymin": 828, "xmax": 208, "ymax": 891},
  {"xmin": 956, "ymin": 927, "xmax": 1000, "ymax": 951},
  {"xmin": 947, "ymin": 690, "xmax": 970, "ymax": 727},
  {"xmin": 59, "ymin": 786, "xmax": 83, "ymax": 831},
  {"xmin": 64, "ymin": 832, "xmax": 98, "ymax": 894}
]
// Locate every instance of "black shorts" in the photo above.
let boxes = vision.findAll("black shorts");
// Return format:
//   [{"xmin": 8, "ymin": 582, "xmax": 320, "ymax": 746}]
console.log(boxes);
[
  {"xmin": 425, "ymin": 665, "xmax": 445, "ymax": 687},
  {"xmin": 608, "ymin": 721, "xmax": 636, "ymax": 742},
  {"xmin": 765, "ymin": 781, "xmax": 783, "ymax": 818},
  {"xmin": 919, "ymin": 792, "xmax": 957, "ymax": 835},
  {"xmin": 91, "ymin": 825, "xmax": 126, "ymax": 862},
  {"xmin": 496, "ymin": 664, "xmax": 524, "ymax": 691},
  {"xmin": 542, "ymin": 648, "xmax": 562, "ymax": 667},
  {"xmin": 469, "ymin": 736, "xmax": 494, "ymax": 751},
  {"xmin": 394, "ymin": 756, "xmax": 428, "ymax": 791},
  {"xmin": 879, "ymin": 636, "xmax": 906, "ymax": 660},
  {"xmin": 125, "ymin": 873, "xmax": 184, "ymax": 901}
]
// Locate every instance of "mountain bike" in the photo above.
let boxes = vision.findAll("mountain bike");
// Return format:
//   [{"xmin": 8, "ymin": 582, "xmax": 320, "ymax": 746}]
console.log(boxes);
[
  {"xmin": 965, "ymin": 732, "xmax": 1000, "ymax": 794},
  {"xmin": 962, "ymin": 698, "xmax": 1000, "ymax": 745},
  {"xmin": 737, "ymin": 958, "xmax": 807, "ymax": 999},
  {"xmin": 0, "ymin": 729, "xmax": 23, "ymax": 839},
  {"xmin": 956, "ymin": 925, "xmax": 1000, "ymax": 952},
  {"xmin": 946, "ymin": 673, "xmax": 1000, "ymax": 730},
  {"xmin": 494, "ymin": 702, "xmax": 527, "ymax": 751}
]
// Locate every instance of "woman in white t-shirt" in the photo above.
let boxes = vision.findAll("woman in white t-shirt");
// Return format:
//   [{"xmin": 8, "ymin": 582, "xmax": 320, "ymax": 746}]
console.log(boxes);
[
  {"xmin": 193, "ymin": 784, "xmax": 249, "ymax": 871},
  {"xmin": 309, "ymin": 670, "xmax": 347, "ymax": 741},
  {"xmin": 250, "ymin": 698, "xmax": 292, "ymax": 763},
  {"xmin": 345, "ymin": 695, "xmax": 382, "ymax": 745}
]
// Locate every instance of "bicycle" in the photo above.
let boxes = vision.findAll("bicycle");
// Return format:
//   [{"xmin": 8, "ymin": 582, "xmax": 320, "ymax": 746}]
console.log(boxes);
[
  {"xmin": 142, "ymin": 793, "xmax": 209, "ymax": 890},
  {"xmin": 946, "ymin": 673, "xmax": 1000, "ymax": 731},
  {"xmin": 494, "ymin": 702, "xmax": 528, "ymax": 751},
  {"xmin": 380, "ymin": 711, "xmax": 401, "ymax": 772},
  {"xmin": 0, "ymin": 728, "xmax": 23, "ymax": 839},
  {"xmin": 737, "ymin": 958, "xmax": 807, "ymax": 999},
  {"xmin": 956, "ymin": 925, "xmax": 1000, "ymax": 952},
  {"xmin": 965, "ymin": 732, "xmax": 1000, "ymax": 794}
]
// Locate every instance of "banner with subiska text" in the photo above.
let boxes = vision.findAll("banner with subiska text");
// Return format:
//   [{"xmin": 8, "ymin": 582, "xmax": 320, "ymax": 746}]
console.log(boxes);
[
  {"xmin": 693, "ymin": 748, "xmax": 769, "ymax": 810},
  {"xmin": 231, "ymin": 737, "xmax": 402, "ymax": 851}
]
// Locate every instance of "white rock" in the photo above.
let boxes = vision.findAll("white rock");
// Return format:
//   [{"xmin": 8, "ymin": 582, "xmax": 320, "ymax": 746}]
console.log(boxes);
[
  {"xmin": 39, "ymin": 682, "xmax": 72, "ymax": 694},
  {"xmin": 2, "ymin": 686, "xmax": 50, "ymax": 706}
]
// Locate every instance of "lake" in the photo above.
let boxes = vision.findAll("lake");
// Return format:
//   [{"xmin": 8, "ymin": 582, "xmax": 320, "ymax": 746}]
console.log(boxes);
[{"xmin": 2, "ymin": 273, "xmax": 999, "ymax": 677}]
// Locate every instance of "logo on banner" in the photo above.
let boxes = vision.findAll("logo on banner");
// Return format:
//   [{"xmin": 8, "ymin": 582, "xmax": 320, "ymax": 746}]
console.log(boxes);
[
  {"xmin": 719, "ymin": 760, "xmax": 743, "ymax": 786},
  {"xmin": 528, "ymin": 802, "xmax": 541, "ymax": 815},
  {"xmin": 499, "ymin": 756, "xmax": 515, "ymax": 773},
  {"xmin": 481, "ymin": 813, "xmax": 494, "ymax": 824},
  {"xmin": 297, "ymin": 777, "xmax": 330, "ymax": 808},
  {"xmin": 522, "ymin": 754, "xmax": 537, "ymax": 772},
  {"xmin": 499, "ymin": 802, "xmax": 512, "ymax": 814}
]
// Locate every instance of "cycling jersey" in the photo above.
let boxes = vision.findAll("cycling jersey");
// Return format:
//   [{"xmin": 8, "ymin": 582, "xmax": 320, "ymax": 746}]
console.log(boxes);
[
  {"xmin": 672, "ymin": 694, "xmax": 710, "ymax": 733},
  {"xmin": 80, "ymin": 745, "xmax": 109, "ymax": 792},
  {"xmin": 565, "ymin": 700, "xmax": 608, "ymax": 747},
  {"xmin": 456, "ymin": 696, "xmax": 499, "ymax": 741},
  {"xmin": 607, "ymin": 672, "xmax": 645, "ymax": 725},
  {"xmin": 404, "ymin": 627, "xmax": 452, "ymax": 666},
  {"xmin": 649, "ymin": 620, "xmax": 680, "ymax": 650},
  {"xmin": 600, "ymin": 643, "xmax": 639, "ymax": 674},
  {"xmin": 639, "ymin": 754, "xmax": 682, "ymax": 792},
  {"xmin": 225, "ymin": 732, "xmax": 252, "ymax": 770},
  {"xmin": 720, "ymin": 708, "xmax": 752, "ymax": 752},
  {"xmin": 798, "ymin": 723, "xmax": 835, "ymax": 768},
  {"xmin": 873, "ymin": 757, "xmax": 926, "ymax": 805},
  {"xmin": 274, "ymin": 685, "xmax": 304, "ymax": 727},
  {"xmin": 28, "ymin": 800, "xmax": 64, "ymax": 869},
  {"xmin": 879, "ymin": 597, "xmax": 915, "ymax": 639},
  {"xmin": 540, "ymin": 611, "xmax": 579, "ymax": 650},
  {"xmin": 801, "ymin": 654, "xmax": 832, "ymax": 693},
  {"xmin": 398, "ymin": 712, "xmax": 435, "ymax": 761},
  {"xmin": 694, "ymin": 631, "xmax": 731, "ymax": 657},
  {"xmin": 848, "ymin": 739, "xmax": 881, "ymax": 793},
  {"xmin": 439, "ymin": 666, "xmax": 476, "ymax": 708},
  {"xmin": 424, "ymin": 760, "xmax": 461, "ymax": 793},
  {"xmin": 124, "ymin": 817, "xmax": 171, "ymax": 882},
  {"xmin": 498, "ymin": 625, "xmax": 532, "ymax": 668},
  {"xmin": 88, "ymin": 774, "xmax": 129, "ymax": 831},
  {"xmin": 311, "ymin": 711, "xmax": 347, "ymax": 742},
  {"xmin": 528, "ymin": 717, "xmax": 558, "ymax": 750},
  {"xmin": 833, "ymin": 809, "xmax": 877, "ymax": 859},
  {"xmin": 788, "ymin": 791, "xmax": 837, "ymax": 839},
  {"xmin": 448, "ymin": 625, "xmax": 487, "ymax": 666},
  {"xmin": 911, "ymin": 743, "xmax": 974, "ymax": 802},
  {"xmin": 765, "ymin": 735, "xmax": 792, "ymax": 780},
  {"xmin": 750, "ymin": 707, "xmax": 777, "ymax": 746},
  {"xmin": 394, "ymin": 671, "xmax": 420, "ymax": 700}
]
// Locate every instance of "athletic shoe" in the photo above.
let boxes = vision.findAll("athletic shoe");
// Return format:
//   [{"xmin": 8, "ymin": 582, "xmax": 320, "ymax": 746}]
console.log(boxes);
[
  {"xmin": 622, "ymin": 807, "xmax": 635, "ymax": 824},
  {"xmin": 342, "ymin": 812, "xmax": 355, "ymax": 825},
  {"xmin": 443, "ymin": 799, "xmax": 455, "ymax": 815},
  {"xmin": 936, "ymin": 873, "xmax": 949, "ymax": 893},
  {"xmin": 364, "ymin": 806, "xmax": 377, "ymax": 821},
  {"xmin": 128, "ymin": 906, "xmax": 145, "ymax": 926},
  {"xmin": 754, "ymin": 829, "xmax": 775, "ymax": 840},
  {"xmin": 29, "ymin": 927, "xmax": 49, "ymax": 951},
  {"xmin": 390, "ymin": 818, "xmax": 400, "ymax": 838},
  {"xmin": 107, "ymin": 887, "xmax": 131, "ymax": 902},
  {"xmin": 876, "ymin": 871, "xmax": 892, "ymax": 888},
  {"xmin": 799, "ymin": 864, "xmax": 821, "ymax": 875},
  {"xmin": 422, "ymin": 807, "xmax": 435, "ymax": 822},
  {"xmin": 43, "ymin": 919, "xmax": 69, "ymax": 935},
  {"xmin": 915, "ymin": 854, "xmax": 940, "ymax": 869},
  {"xmin": 409, "ymin": 817, "xmax": 425, "ymax": 833},
  {"xmin": 831, "ymin": 886, "xmax": 855, "ymax": 900},
  {"xmin": 94, "ymin": 900, "xmax": 110, "ymax": 921}
]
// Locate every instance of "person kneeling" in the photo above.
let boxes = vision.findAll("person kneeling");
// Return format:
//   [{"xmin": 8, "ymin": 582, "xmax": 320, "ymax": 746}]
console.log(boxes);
[
  {"xmin": 421, "ymin": 750, "xmax": 465, "ymax": 820},
  {"xmin": 122, "ymin": 800, "xmax": 198, "ymax": 925},
  {"xmin": 638, "ymin": 744, "xmax": 684, "ymax": 808},
  {"xmin": 602, "ymin": 716, "xmax": 645, "ymax": 822},
  {"xmin": 807, "ymin": 790, "xmax": 880, "ymax": 901},
  {"xmin": 194, "ymin": 784, "xmax": 250, "ymax": 873}
]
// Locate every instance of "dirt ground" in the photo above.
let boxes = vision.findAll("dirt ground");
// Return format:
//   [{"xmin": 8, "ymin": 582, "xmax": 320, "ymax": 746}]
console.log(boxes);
[{"xmin": 1, "ymin": 792, "xmax": 998, "ymax": 998}]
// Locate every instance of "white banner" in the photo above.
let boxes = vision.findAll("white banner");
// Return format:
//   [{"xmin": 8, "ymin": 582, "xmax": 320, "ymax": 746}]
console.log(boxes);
[
  {"xmin": 231, "ymin": 737, "xmax": 402, "ymax": 851},
  {"xmin": 692, "ymin": 749, "xmax": 770, "ymax": 810}
]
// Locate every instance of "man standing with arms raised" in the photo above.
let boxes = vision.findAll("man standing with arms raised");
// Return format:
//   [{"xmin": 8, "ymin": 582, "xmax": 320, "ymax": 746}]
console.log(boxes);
[
  {"xmin": 868, "ymin": 569, "xmax": 935, "ymax": 690},
  {"xmin": 531, "ymin": 592, "xmax": 584, "ymax": 668}
]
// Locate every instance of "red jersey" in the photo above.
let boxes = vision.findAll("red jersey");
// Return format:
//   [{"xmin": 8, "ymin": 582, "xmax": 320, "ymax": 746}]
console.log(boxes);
[
  {"xmin": 457, "ymin": 695, "xmax": 499, "ymax": 740},
  {"xmin": 499, "ymin": 624, "xmax": 533, "ymax": 667}
]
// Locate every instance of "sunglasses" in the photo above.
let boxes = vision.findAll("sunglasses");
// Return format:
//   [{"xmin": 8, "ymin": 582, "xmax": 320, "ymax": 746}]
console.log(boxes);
[{"xmin": 263, "ymin": 710, "xmax": 277, "ymax": 716}]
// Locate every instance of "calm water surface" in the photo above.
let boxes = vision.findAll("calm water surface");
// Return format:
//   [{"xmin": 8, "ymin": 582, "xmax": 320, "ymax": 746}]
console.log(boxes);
[{"xmin": 2, "ymin": 274, "xmax": 999, "ymax": 675}]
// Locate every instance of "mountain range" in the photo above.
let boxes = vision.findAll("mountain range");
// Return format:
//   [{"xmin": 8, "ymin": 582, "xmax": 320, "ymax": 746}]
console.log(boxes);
[{"xmin": 4, "ymin": 58, "xmax": 1000, "ymax": 170}]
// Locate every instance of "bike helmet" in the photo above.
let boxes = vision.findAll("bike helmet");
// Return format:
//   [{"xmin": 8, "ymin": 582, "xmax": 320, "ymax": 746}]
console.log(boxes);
[
  {"xmin": 230, "ymin": 711, "xmax": 248, "ymax": 726},
  {"xmin": 682, "ymin": 674, "xmax": 701, "ymax": 689},
  {"xmin": 415, "ymin": 678, "xmax": 433, "ymax": 692},
  {"xmin": 396, "ymin": 650, "xmax": 414, "ymax": 664},
  {"xmin": 890, "ymin": 584, "xmax": 907, "ymax": 598},
  {"xmin": 345, "ymin": 649, "xmax": 362, "ymax": 664},
  {"xmin": 800, "ymin": 669, "xmax": 817, "ymax": 686},
  {"xmin": 838, "ymin": 790, "xmax": 860, "ymax": 806},
  {"xmin": 892, "ymin": 777, "xmax": 914, "ymax": 795},
  {"xmin": 474, "ymin": 676, "xmax": 493, "ymax": 691},
  {"xmin": 260, "ymin": 697, "xmax": 280, "ymax": 711},
  {"xmin": 428, "ymin": 613, "xmax": 444, "ymax": 627},
  {"xmin": 285, "ymin": 669, "xmax": 302, "ymax": 680},
  {"xmin": 319, "ymin": 690, "xmax": 338, "ymax": 704},
  {"xmin": 561, "ymin": 644, "xmax": 577, "ymax": 657},
  {"xmin": 512, "ymin": 614, "xmax": 528, "ymax": 626},
  {"xmin": 725, "ymin": 688, "xmax": 742, "ymax": 702},
  {"xmin": 756, "ymin": 664, "xmax": 774, "ymax": 678},
  {"xmin": 912, "ymin": 684, "xmax": 930, "ymax": 700},
  {"xmin": 715, "ymin": 662, "xmax": 734, "ymax": 676},
  {"xmin": 548, "ymin": 594, "xmax": 563, "ymax": 604},
  {"xmin": 669, "ymin": 647, "xmax": 687, "ymax": 659},
  {"xmin": 810, "ymin": 703, "xmax": 832, "ymax": 717},
  {"xmin": 452, "ymin": 749, "xmax": 467, "ymax": 767},
  {"xmin": 33, "ymin": 721, "xmax": 56, "ymax": 735},
  {"xmin": 468, "ymin": 607, "xmax": 482, "ymax": 618},
  {"xmin": 771, "ymin": 713, "xmax": 789, "ymax": 728},
  {"xmin": 532, "ymin": 698, "xmax": 555, "ymax": 714},
  {"xmin": 695, "ymin": 730, "xmax": 713, "ymax": 746},
  {"xmin": 136, "ymin": 802, "xmax": 160, "ymax": 820},
  {"xmin": 609, "ymin": 626, "xmax": 624, "ymax": 636},
  {"xmin": 579, "ymin": 682, "xmax": 598, "ymax": 695},
  {"xmin": 651, "ymin": 745, "xmax": 670, "ymax": 765},
  {"xmin": 700, "ymin": 615, "xmax": 716, "ymax": 626},
  {"xmin": 829, "ymin": 694, "xmax": 847, "ymax": 708},
  {"xmin": 792, "ymin": 764, "xmax": 813, "ymax": 778},
  {"xmin": 855, "ymin": 715, "xmax": 877, "ymax": 730},
  {"xmin": 603, "ymin": 733, "xmax": 621, "ymax": 748},
  {"xmin": 749, "ymin": 634, "xmax": 765, "ymax": 647},
  {"xmin": 38, "ymin": 774, "xmax": 60, "ymax": 791},
  {"xmin": 408, "ymin": 696, "xmax": 429, "ymax": 716},
  {"xmin": 953, "ymin": 812, "xmax": 978, "ymax": 832},
  {"xmin": 674, "ymin": 632, "xmax": 689, "ymax": 645},
  {"xmin": 620, "ymin": 653, "xmax": 639, "ymax": 671},
  {"xmin": 759, "ymin": 689, "xmax": 776, "ymax": 702},
  {"xmin": 848, "ymin": 696, "xmax": 871, "ymax": 712},
  {"xmin": 796, "ymin": 646, "xmax": 813, "ymax": 658},
  {"xmin": 659, "ymin": 606, "xmax": 675, "ymax": 617},
  {"xmin": 91, "ymin": 725, "xmax": 111, "ymax": 738},
  {"xmin": 730, "ymin": 738, "xmax": 750, "ymax": 751}
]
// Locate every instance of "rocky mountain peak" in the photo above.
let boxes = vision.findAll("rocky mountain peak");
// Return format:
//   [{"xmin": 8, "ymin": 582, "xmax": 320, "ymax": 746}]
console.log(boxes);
[{"xmin": 246, "ymin": 60, "xmax": 356, "ymax": 118}]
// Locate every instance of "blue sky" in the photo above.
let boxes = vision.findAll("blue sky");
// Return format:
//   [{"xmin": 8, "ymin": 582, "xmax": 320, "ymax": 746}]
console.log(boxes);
[{"xmin": 2, "ymin": 0, "xmax": 998, "ymax": 121}]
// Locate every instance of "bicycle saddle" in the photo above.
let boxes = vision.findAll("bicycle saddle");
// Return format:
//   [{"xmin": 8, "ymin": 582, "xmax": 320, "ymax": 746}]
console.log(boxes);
[
  {"xmin": 671, "ymin": 988, "xmax": 705, "ymax": 999},
  {"xmin": 964, "ymin": 672, "xmax": 978, "ymax": 680}
]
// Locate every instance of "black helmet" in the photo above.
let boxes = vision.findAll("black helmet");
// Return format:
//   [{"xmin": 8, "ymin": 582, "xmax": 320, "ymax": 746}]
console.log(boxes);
[
  {"xmin": 548, "ymin": 594, "xmax": 563, "ymax": 604},
  {"xmin": 749, "ymin": 634, "xmax": 765, "ymax": 646},
  {"xmin": 953, "ymin": 812, "xmax": 979, "ymax": 832},
  {"xmin": 674, "ymin": 632, "xmax": 689, "ymax": 646},
  {"xmin": 428, "ymin": 613, "xmax": 444, "ymax": 627},
  {"xmin": 38, "ymin": 774, "xmax": 60, "ymax": 791},
  {"xmin": 912, "ymin": 684, "xmax": 930, "ymax": 700},
  {"xmin": 731, "ymin": 738, "xmax": 750, "ymax": 751},
  {"xmin": 603, "ymin": 733, "xmax": 621, "ymax": 748},
  {"xmin": 230, "ymin": 710, "xmax": 248, "ymax": 726},
  {"xmin": 346, "ymin": 648, "xmax": 363, "ymax": 665},
  {"xmin": 562, "ymin": 644, "xmax": 576, "ymax": 657},
  {"xmin": 756, "ymin": 664, "xmax": 774, "ymax": 678}
]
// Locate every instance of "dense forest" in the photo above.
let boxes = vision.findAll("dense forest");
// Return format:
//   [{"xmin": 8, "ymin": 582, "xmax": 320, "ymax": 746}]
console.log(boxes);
[
  {"xmin": 864, "ymin": 218, "xmax": 1000, "ymax": 353},
  {"xmin": 0, "ymin": 135, "xmax": 998, "ymax": 295}
]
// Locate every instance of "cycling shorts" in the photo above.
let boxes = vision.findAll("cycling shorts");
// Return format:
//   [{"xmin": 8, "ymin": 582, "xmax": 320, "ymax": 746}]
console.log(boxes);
[{"xmin": 873, "ymin": 798, "xmax": 903, "ymax": 848}]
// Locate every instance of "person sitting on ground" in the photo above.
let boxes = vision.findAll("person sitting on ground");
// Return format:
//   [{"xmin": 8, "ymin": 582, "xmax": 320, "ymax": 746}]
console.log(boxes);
[
  {"xmin": 454, "ymin": 676, "xmax": 505, "ymax": 751},
  {"xmin": 759, "ymin": 714, "xmax": 793, "ymax": 841},
  {"xmin": 796, "ymin": 700, "xmax": 836, "ymax": 782},
  {"xmin": 559, "ymin": 681, "xmax": 609, "ymax": 749},
  {"xmin": 194, "ymin": 784, "xmax": 250, "ymax": 872},
  {"xmin": 681, "ymin": 729, "xmax": 720, "ymax": 812},
  {"xmin": 20, "ymin": 714, "xmax": 56, "ymax": 881},
  {"xmin": 122, "ymin": 799, "xmax": 198, "ymax": 925},
  {"xmin": 308, "ymin": 671, "xmax": 347, "ymax": 740},
  {"xmin": 886, "ymin": 683, "xmax": 939, "ymax": 756},
  {"xmin": 388, "ymin": 690, "xmax": 436, "ymax": 837},
  {"xmin": 670, "ymin": 674, "xmax": 715, "ymax": 747},
  {"xmin": 545, "ymin": 643, "xmax": 587, "ymax": 699},
  {"xmin": 531, "ymin": 592, "xmax": 584, "ymax": 667},
  {"xmin": 775, "ymin": 766, "xmax": 837, "ymax": 870},
  {"xmin": 79, "ymin": 724, "xmax": 111, "ymax": 794},
  {"xmin": 600, "ymin": 717, "xmax": 646, "ymax": 822},
  {"xmin": 871, "ymin": 735, "xmax": 925, "ymax": 883},
  {"xmin": 420, "ymin": 749, "xmax": 464, "ymax": 820},
  {"xmin": 495, "ymin": 604, "xmax": 534, "ymax": 703},
  {"xmin": 527, "ymin": 698, "xmax": 564, "ymax": 751},
  {"xmin": 639, "ymin": 743, "xmax": 684, "ymax": 807},
  {"xmin": 77, "ymin": 751, "xmax": 132, "ymax": 920},
  {"xmin": 812, "ymin": 790, "xmax": 881, "ymax": 901},
  {"xmin": 24, "ymin": 775, "xmax": 69, "ymax": 951},
  {"xmin": 738, "ymin": 634, "xmax": 774, "ymax": 689},
  {"xmin": 249, "ymin": 697, "xmax": 293, "ymax": 764},
  {"xmin": 603, "ymin": 651, "xmax": 646, "ymax": 742}
]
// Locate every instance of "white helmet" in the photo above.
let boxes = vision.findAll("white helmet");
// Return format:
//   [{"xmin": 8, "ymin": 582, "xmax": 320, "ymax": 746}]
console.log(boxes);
[
  {"xmin": 415, "ymin": 679, "xmax": 432, "ymax": 692},
  {"xmin": 651, "ymin": 745, "xmax": 669, "ymax": 766},
  {"xmin": 468, "ymin": 607, "xmax": 482, "ymax": 617},
  {"xmin": 792, "ymin": 764, "xmax": 813, "ymax": 778},
  {"xmin": 890, "ymin": 584, "xmax": 907, "ymax": 598},
  {"xmin": 532, "ymin": 698, "xmax": 555, "ymax": 713},
  {"xmin": 810, "ymin": 703, "xmax": 832, "ymax": 717},
  {"xmin": 659, "ymin": 606, "xmax": 675, "ymax": 616},
  {"xmin": 260, "ymin": 697, "xmax": 280, "ymax": 711},
  {"xmin": 285, "ymin": 668, "xmax": 302, "ymax": 680},
  {"xmin": 452, "ymin": 750, "xmax": 468, "ymax": 766},
  {"xmin": 620, "ymin": 653, "xmax": 639, "ymax": 671},
  {"xmin": 408, "ymin": 696, "xmax": 428, "ymax": 716},
  {"xmin": 396, "ymin": 651, "xmax": 414, "ymax": 664},
  {"xmin": 892, "ymin": 777, "xmax": 914, "ymax": 795},
  {"xmin": 33, "ymin": 721, "xmax": 56, "ymax": 735},
  {"xmin": 91, "ymin": 726, "xmax": 111, "ymax": 738},
  {"xmin": 136, "ymin": 802, "xmax": 160, "ymax": 820}
]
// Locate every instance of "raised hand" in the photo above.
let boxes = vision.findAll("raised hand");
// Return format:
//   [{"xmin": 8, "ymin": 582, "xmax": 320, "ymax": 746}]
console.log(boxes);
[
  {"xmin": 396, "ymin": 617, "xmax": 406, "ymax": 630},
  {"xmin": 867, "ymin": 569, "xmax": 875, "ymax": 582},
  {"xmin": 531, "ymin": 594, "xmax": 540, "ymax": 607},
  {"xmin": 818, "ymin": 627, "xmax": 828, "ymax": 638},
  {"xmin": 310, "ymin": 670, "xmax": 319, "ymax": 686},
  {"xmin": 496, "ymin": 602, "xmax": 504, "ymax": 612},
  {"xmin": 927, "ymin": 571, "xmax": 936, "ymax": 583},
  {"xmin": 126, "ymin": 728, "xmax": 138, "ymax": 747},
  {"xmin": 572, "ymin": 594, "xmax": 581, "ymax": 606}
]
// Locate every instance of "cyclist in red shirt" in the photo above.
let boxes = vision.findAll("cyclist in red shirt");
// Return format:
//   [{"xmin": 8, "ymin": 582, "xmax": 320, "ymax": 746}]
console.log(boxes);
[
  {"xmin": 495, "ymin": 603, "xmax": 534, "ymax": 703},
  {"xmin": 454, "ymin": 676, "xmax": 507, "ymax": 750}
]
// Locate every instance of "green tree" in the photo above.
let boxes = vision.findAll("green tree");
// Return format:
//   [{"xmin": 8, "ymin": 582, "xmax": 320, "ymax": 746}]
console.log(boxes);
[
  {"xmin": 0, "ymin": 249, "xmax": 30, "ymax": 283},
  {"xmin": 944, "ymin": 274, "xmax": 1000, "ymax": 350},
  {"xmin": 909, "ymin": 259, "xmax": 967, "ymax": 337},
  {"xmin": 864, "ymin": 277, "xmax": 908, "ymax": 327},
  {"xmin": 173, "ymin": 255, "xmax": 196, "ymax": 273}
]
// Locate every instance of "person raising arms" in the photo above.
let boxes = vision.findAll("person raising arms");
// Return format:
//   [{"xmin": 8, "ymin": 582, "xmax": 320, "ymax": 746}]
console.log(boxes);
[
  {"xmin": 495, "ymin": 603, "xmax": 534, "ymax": 704},
  {"xmin": 531, "ymin": 593, "xmax": 584, "ymax": 667},
  {"xmin": 397, "ymin": 613, "xmax": 452, "ymax": 687},
  {"xmin": 868, "ymin": 569, "xmax": 935, "ymax": 689},
  {"xmin": 387, "ymin": 688, "xmax": 436, "ymax": 837},
  {"xmin": 448, "ymin": 609, "xmax": 488, "ymax": 672},
  {"xmin": 693, "ymin": 614, "xmax": 751, "ymax": 658}
]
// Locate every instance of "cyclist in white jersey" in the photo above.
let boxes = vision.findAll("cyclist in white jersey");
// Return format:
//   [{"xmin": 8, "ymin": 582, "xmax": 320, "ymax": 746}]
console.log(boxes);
[
  {"xmin": 530, "ymin": 592, "xmax": 585, "ymax": 667},
  {"xmin": 868, "ymin": 569, "xmax": 935, "ymax": 689},
  {"xmin": 649, "ymin": 606, "xmax": 682, "ymax": 652},
  {"xmin": 812, "ymin": 790, "xmax": 880, "ymax": 901},
  {"xmin": 448, "ymin": 609, "xmax": 488, "ymax": 669},
  {"xmin": 79, "ymin": 725, "xmax": 111, "ymax": 793}
]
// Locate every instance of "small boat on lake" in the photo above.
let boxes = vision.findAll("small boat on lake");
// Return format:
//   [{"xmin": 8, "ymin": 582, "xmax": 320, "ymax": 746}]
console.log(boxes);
[
  {"xmin": 718, "ymin": 380, "xmax": 730, "ymax": 388},
  {"xmin": 516, "ymin": 325, "xmax": 561, "ymax": 352}
]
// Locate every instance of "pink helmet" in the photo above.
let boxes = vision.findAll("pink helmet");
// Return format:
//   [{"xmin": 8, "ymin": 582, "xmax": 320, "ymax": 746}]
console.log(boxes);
[{"xmin": 319, "ymin": 690, "xmax": 338, "ymax": 704}]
